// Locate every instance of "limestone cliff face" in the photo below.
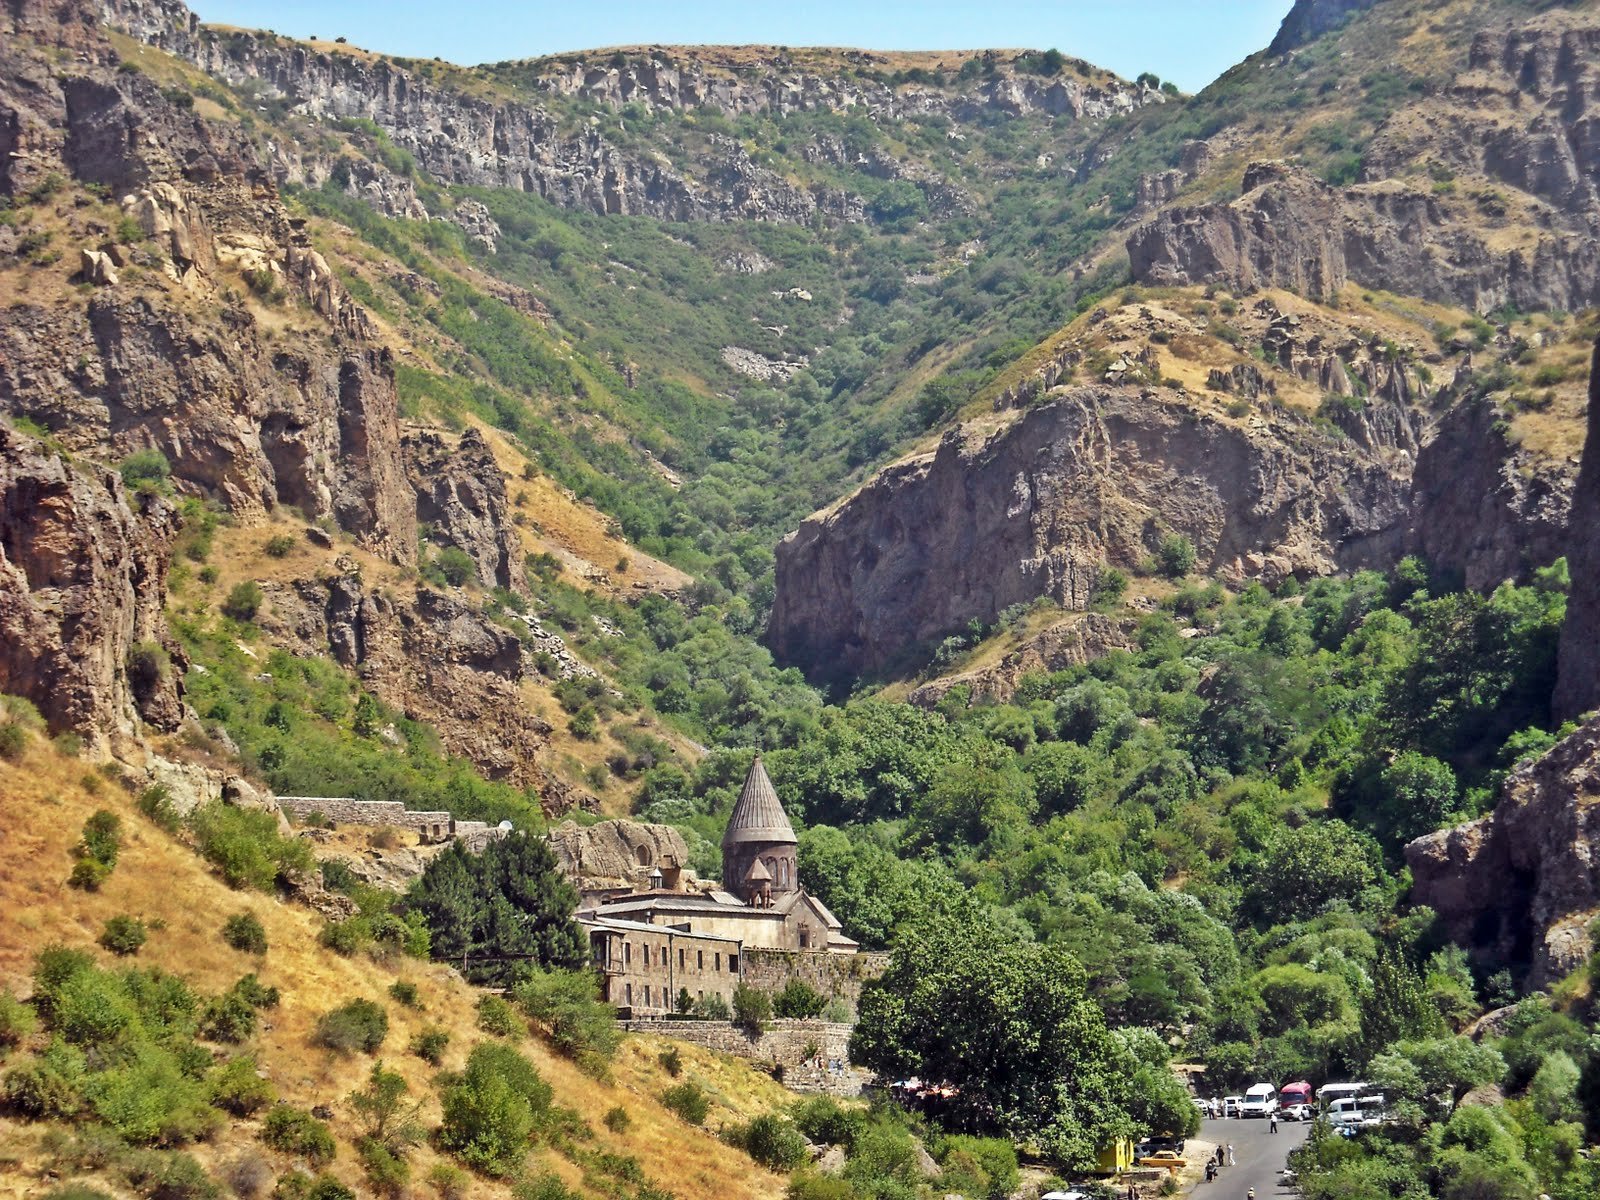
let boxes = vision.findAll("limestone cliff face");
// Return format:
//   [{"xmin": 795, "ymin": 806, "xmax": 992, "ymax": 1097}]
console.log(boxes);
[
  {"xmin": 1409, "ymin": 396, "xmax": 1574, "ymax": 592},
  {"xmin": 261, "ymin": 566, "xmax": 559, "ymax": 798},
  {"xmin": 1406, "ymin": 715, "xmax": 1600, "ymax": 987},
  {"xmin": 0, "ymin": 426, "xmax": 183, "ymax": 753},
  {"xmin": 93, "ymin": 0, "xmax": 858, "ymax": 225},
  {"xmin": 768, "ymin": 387, "xmax": 1411, "ymax": 678},
  {"xmin": 405, "ymin": 428, "xmax": 525, "ymax": 594},
  {"xmin": 1126, "ymin": 160, "xmax": 1600, "ymax": 315},
  {"xmin": 523, "ymin": 50, "xmax": 1153, "ymax": 123},
  {"xmin": 1555, "ymin": 339, "xmax": 1600, "ymax": 720}
]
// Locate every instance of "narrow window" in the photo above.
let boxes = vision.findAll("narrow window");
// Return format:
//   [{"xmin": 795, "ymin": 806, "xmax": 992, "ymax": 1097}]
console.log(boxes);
[
  {"xmin": 625, "ymin": 983, "xmax": 633, "ymax": 1005},
  {"xmin": 715, "ymin": 953, "xmax": 722, "ymax": 972},
  {"xmin": 624, "ymin": 942, "xmax": 631, "ymax": 966},
  {"xmin": 698, "ymin": 950, "xmax": 704, "ymax": 970},
  {"xmin": 679, "ymin": 948, "xmax": 686, "ymax": 970},
  {"xmin": 729, "ymin": 953, "xmax": 739, "ymax": 973}
]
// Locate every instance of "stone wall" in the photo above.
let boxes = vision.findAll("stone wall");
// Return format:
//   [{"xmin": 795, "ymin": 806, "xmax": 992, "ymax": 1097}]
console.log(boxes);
[
  {"xmin": 620, "ymin": 1018, "xmax": 863, "ymax": 1094},
  {"xmin": 741, "ymin": 948, "xmax": 890, "ymax": 1011},
  {"xmin": 276, "ymin": 795, "xmax": 507, "ymax": 848}
]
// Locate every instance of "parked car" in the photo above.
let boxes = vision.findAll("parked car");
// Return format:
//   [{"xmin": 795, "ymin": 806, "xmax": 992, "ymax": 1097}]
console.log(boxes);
[
  {"xmin": 1138, "ymin": 1150, "xmax": 1187, "ymax": 1173},
  {"xmin": 1222, "ymin": 1095, "xmax": 1245, "ymax": 1117},
  {"xmin": 1282, "ymin": 1103, "xmax": 1313, "ymax": 1121}
]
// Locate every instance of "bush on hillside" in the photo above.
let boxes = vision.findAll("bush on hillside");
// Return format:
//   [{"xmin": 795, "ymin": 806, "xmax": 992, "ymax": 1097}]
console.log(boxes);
[
  {"xmin": 513, "ymin": 968, "xmax": 620, "ymax": 1072},
  {"xmin": 728, "ymin": 1114, "xmax": 808, "ymax": 1171},
  {"xmin": 772, "ymin": 978, "xmax": 827, "ymax": 1019},
  {"xmin": 0, "ymin": 722, "xmax": 26, "ymax": 761},
  {"xmin": 313, "ymin": 999, "xmax": 388, "ymax": 1055},
  {"xmin": 660, "ymin": 1080, "xmax": 709, "ymax": 1125},
  {"xmin": 408, "ymin": 1026, "xmax": 449, "ymax": 1065},
  {"xmin": 476, "ymin": 994, "xmax": 522, "ymax": 1038},
  {"xmin": 208, "ymin": 1055, "xmax": 275, "ymax": 1115},
  {"xmin": 261, "ymin": 1105, "xmax": 336, "ymax": 1166},
  {"xmin": 221, "ymin": 912, "xmax": 268, "ymax": 955},
  {"xmin": 437, "ymin": 1042, "xmax": 552, "ymax": 1176},
  {"xmin": 732, "ymin": 983, "xmax": 772, "ymax": 1032},
  {"xmin": 221, "ymin": 581, "xmax": 263, "ymax": 622},
  {"xmin": 189, "ymin": 803, "xmax": 312, "ymax": 890},
  {"xmin": 0, "ymin": 989, "xmax": 38, "ymax": 1055},
  {"xmin": 99, "ymin": 916, "xmax": 148, "ymax": 956}
]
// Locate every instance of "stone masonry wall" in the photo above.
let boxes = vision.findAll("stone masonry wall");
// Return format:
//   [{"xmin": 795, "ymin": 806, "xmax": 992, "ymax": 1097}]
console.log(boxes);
[
  {"xmin": 620, "ymin": 1018, "xmax": 863, "ymax": 1094},
  {"xmin": 740, "ymin": 948, "xmax": 890, "ymax": 1011},
  {"xmin": 276, "ymin": 795, "xmax": 508, "ymax": 848}
]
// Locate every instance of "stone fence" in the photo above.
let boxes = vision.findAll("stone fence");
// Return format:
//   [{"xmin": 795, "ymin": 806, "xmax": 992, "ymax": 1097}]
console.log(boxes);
[
  {"xmin": 620, "ymin": 1017, "xmax": 867, "ymax": 1095},
  {"xmin": 276, "ymin": 796, "xmax": 509, "ymax": 850}
]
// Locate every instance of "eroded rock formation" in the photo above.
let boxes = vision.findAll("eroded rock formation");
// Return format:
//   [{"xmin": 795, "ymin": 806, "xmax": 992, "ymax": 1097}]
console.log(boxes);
[
  {"xmin": 0, "ymin": 426, "xmax": 183, "ymax": 752},
  {"xmin": 908, "ymin": 613, "xmax": 1134, "ymax": 709},
  {"xmin": 1555, "ymin": 338, "xmax": 1600, "ymax": 720},
  {"xmin": 549, "ymin": 819, "xmax": 694, "ymax": 894},
  {"xmin": 769, "ymin": 387, "xmax": 1411, "ymax": 678},
  {"xmin": 1406, "ymin": 715, "xmax": 1600, "ymax": 987},
  {"xmin": 405, "ymin": 427, "xmax": 522, "ymax": 593}
]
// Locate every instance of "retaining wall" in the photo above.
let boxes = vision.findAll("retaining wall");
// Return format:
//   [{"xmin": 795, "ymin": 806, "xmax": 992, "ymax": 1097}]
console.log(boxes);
[
  {"xmin": 620, "ymin": 1017, "xmax": 865, "ymax": 1094},
  {"xmin": 276, "ymin": 796, "xmax": 507, "ymax": 848}
]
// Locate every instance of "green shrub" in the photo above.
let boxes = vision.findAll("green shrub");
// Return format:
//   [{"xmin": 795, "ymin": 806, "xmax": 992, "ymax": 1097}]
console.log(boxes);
[
  {"xmin": 513, "ymin": 968, "xmax": 619, "ymax": 1072},
  {"xmin": 732, "ymin": 1114, "xmax": 808, "ymax": 1171},
  {"xmin": 189, "ymin": 803, "xmax": 312, "ymax": 890},
  {"xmin": 426, "ymin": 1163, "xmax": 471, "ymax": 1199},
  {"xmin": 120, "ymin": 1150, "xmax": 219, "ymax": 1199},
  {"xmin": 77, "ymin": 809, "xmax": 122, "ymax": 866},
  {"xmin": 772, "ymin": 979, "xmax": 826, "ymax": 1019},
  {"xmin": 476, "ymin": 993, "xmax": 522, "ymax": 1038},
  {"xmin": 100, "ymin": 915, "xmax": 149, "ymax": 956},
  {"xmin": 68, "ymin": 857, "xmax": 112, "ymax": 891},
  {"xmin": 222, "ymin": 580, "xmax": 264, "ymax": 622},
  {"xmin": 660, "ymin": 1080, "xmax": 709, "ymax": 1125},
  {"xmin": 222, "ymin": 912, "xmax": 268, "ymax": 954},
  {"xmin": 209, "ymin": 1055, "xmax": 276, "ymax": 1115},
  {"xmin": 692, "ymin": 993, "xmax": 731, "ymax": 1020},
  {"xmin": 264, "ymin": 534, "xmax": 298, "ymax": 558},
  {"xmin": 41, "ymin": 1187, "xmax": 117, "ymax": 1200},
  {"xmin": 732, "ymin": 983, "xmax": 772, "ymax": 1032},
  {"xmin": 4, "ymin": 1038, "xmax": 86, "ymax": 1117},
  {"xmin": 261, "ymin": 1105, "xmax": 337, "ymax": 1166},
  {"xmin": 0, "ymin": 722, "xmax": 28, "ymax": 761},
  {"xmin": 313, "ymin": 999, "xmax": 388, "ymax": 1055},
  {"xmin": 437, "ymin": 1042, "xmax": 552, "ymax": 1176},
  {"xmin": 118, "ymin": 448, "xmax": 172, "ymax": 493},
  {"xmin": 319, "ymin": 917, "xmax": 370, "ymax": 957},
  {"xmin": 200, "ymin": 975, "xmax": 278, "ymax": 1043},
  {"xmin": 603, "ymin": 1104, "xmax": 632, "ymax": 1132},
  {"xmin": 792, "ymin": 1096, "xmax": 861, "ymax": 1148},
  {"xmin": 937, "ymin": 1135, "xmax": 1019, "ymax": 1200},
  {"xmin": 273, "ymin": 1172, "xmax": 354, "ymax": 1200},
  {"xmin": 409, "ymin": 1026, "xmax": 450, "ymax": 1065},
  {"xmin": 83, "ymin": 1044, "xmax": 218, "ymax": 1144},
  {"xmin": 387, "ymin": 981, "xmax": 421, "ymax": 1009},
  {"xmin": 0, "ymin": 988, "xmax": 38, "ymax": 1054},
  {"xmin": 137, "ymin": 784, "xmax": 181, "ymax": 832},
  {"xmin": 513, "ymin": 1174, "xmax": 582, "ymax": 1200},
  {"xmin": 658, "ymin": 1046, "xmax": 682, "ymax": 1077},
  {"xmin": 358, "ymin": 1139, "xmax": 410, "ymax": 1197},
  {"xmin": 1156, "ymin": 533, "xmax": 1197, "ymax": 579}
]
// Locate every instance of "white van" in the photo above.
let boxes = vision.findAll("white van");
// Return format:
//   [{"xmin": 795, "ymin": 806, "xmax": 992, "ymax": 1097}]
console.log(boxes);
[
  {"xmin": 1317, "ymin": 1081, "xmax": 1369, "ymax": 1109},
  {"xmin": 1240, "ymin": 1083, "xmax": 1278, "ymax": 1117},
  {"xmin": 1329, "ymin": 1093, "xmax": 1386, "ymax": 1127}
]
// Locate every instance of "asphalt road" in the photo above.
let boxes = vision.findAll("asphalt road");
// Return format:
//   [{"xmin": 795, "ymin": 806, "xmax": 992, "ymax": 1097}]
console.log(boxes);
[{"xmin": 1192, "ymin": 1116, "xmax": 1309, "ymax": 1199}]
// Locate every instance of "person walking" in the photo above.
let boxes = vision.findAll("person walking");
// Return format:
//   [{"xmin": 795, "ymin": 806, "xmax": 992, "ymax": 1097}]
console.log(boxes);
[
  {"xmin": 1228, "ymin": 1144, "xmax": 1236, "ymax": 1167},
  {"xmin": 1270, "ymin": 1113, "xmax": 1278, "ymax": 1133}
]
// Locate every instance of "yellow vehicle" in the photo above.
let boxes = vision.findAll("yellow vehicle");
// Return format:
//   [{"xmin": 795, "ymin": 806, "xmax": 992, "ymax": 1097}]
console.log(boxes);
[{"xmin": 1138, "ymin": 1150, "xmax": 1187, "ymax": 1173}]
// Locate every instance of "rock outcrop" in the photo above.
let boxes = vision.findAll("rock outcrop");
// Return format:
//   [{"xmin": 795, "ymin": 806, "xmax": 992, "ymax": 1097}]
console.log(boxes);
[
  {"xmin": 549, "ymin": 819, "xmax": 693, "ymax": 894},
  {"xmin": 1410, "ymin": 395, "xmax": 1574, "ymax": 592},
  {"xmin": 769, "ymin": 387, "xmax": 1411, "ymax": 678},
  {"xmin": 1406, "ymin": 716, "xmax": 1600, "ymax": 987},
  {"xmin": 908, "ymin": 613, "xmax": 1134, "ymax": 708},
  {"xmin": 1127, "ymin": 160, "xmax": 1600, "ymax": 315},
  {"xmin": 1267, "ymin": 0, "xmax": 1379, "ymax": 55},
  {"xmin": 0, "ymin": 426, "xmax": 183, "ymax": 752},
  {"xmin": 261, "ymin": 568, "xmax": 557, "ymax": 797},
  {"xmin": 1555, "ymin": 338, "xmax": 1600, "ymax": 720},
  {"xmin": 405, "ymin": 427, "xmax": 522, "ymax": 593}
]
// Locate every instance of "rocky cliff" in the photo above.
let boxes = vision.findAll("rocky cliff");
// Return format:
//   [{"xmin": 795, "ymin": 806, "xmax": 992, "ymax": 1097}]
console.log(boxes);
[
  {"xmin": 1406, "ymin": 714, "xmax": 1600, "ymax": 987},
  {"xmin": 768, "ymin": 387, "xmax": 1411, "ymax": 678},
  {"xmin": 1267, "ymin": 0, "xmax": 1380, "ymax": 55},
  {"xmin": 1126, "ymin": 159, "xmax": 1600, "ymax": 315},
  {"xmin": 406, "ymin": 427, "xmax": 523, "ymax": 594},
  {"xmin": 0, "ymin": 425, "xmax": 183, "ymax": 754},
  {"xmin": 1555, "ymin": 337, "xmax": 1600, "ymax": 720}
]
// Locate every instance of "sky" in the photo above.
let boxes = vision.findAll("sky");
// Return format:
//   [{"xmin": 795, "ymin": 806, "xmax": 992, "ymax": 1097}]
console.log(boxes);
[{"xmin": 191, "ymin": 1, "xmax": 1295, "ymax": 95}]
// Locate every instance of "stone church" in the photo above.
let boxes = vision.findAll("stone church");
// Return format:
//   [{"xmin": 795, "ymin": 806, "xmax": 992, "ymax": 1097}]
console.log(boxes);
[{"xmin": 573, "ymin": 757, "xmax": 865, "ymax": 1015}]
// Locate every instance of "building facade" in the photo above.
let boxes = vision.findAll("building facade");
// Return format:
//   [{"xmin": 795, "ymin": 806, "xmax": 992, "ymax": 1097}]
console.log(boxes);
[{"xmin": 576, "ymin": 757, "xmax": 867, "ymax": 1016}]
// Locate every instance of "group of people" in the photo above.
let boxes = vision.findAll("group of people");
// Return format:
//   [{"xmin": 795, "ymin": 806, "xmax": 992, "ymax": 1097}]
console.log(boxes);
[{"xmin": 1202, "ymin": 1143, "xmax": 1237, "ymax": 1184}]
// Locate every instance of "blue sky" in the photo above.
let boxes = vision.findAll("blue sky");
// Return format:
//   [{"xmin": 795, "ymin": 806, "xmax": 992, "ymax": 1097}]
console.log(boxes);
[{"xmin": 192, "ymin": 1, "xmax": 1294, "ymax": 94}]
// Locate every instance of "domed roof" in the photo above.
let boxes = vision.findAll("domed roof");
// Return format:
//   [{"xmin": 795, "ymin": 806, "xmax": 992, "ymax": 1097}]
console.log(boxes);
[{"xmin": 722, "ymin": 756, "xmax": 797, "ymax": 847}]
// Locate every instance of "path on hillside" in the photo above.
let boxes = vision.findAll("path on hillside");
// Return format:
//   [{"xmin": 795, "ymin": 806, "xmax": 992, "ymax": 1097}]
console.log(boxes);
[{"xmin": 1192, "ymin": 1116, "xmax": 1308, "ymax": 1198}]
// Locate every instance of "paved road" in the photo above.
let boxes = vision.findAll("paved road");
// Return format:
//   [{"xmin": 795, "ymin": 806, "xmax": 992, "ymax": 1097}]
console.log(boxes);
[{"xmin": 1192, "ymin": 1116, "xmax": 1308, "ymax": 1199}]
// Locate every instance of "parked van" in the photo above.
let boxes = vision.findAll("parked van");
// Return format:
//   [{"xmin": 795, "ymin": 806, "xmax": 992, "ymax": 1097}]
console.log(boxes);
[
  {"xmin": 1222, "ymin": 1095, "xmax": 1245, "ymax": 1118},
  {"xmin": 1241, "ymin": 1083, "xmax": 1278, "ymax": 1117},
  {"xmin": 1317, "ymin": 1082, "xmax": 1369, "ymax": 1109},
  {"xmin": 1329, "ymin": 1093, "xmax": 1387, "ymax": 1127}
]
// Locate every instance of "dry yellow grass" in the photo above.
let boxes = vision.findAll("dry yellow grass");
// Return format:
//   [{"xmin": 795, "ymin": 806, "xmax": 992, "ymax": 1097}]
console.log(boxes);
[{"xmin": 0, "ymin": 738, "xmax": 791, "ymax": 1200}]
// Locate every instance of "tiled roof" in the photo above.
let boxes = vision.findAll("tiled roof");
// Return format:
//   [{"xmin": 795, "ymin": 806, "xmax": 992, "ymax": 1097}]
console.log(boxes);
[{"xmin": 722, "ymin": 755, "xmax": 797, "ymax": 846}]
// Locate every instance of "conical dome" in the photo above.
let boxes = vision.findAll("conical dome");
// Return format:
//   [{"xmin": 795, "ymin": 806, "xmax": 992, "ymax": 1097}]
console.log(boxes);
[{"xmin": 723, "ymin": 756, "xmax": 796, "ymax": 846}]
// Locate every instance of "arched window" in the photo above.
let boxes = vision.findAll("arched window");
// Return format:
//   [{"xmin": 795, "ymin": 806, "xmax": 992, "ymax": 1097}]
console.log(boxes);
[{"xmin": 635, "ymin": 845, "xmax": 653, "ymax": 867}]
